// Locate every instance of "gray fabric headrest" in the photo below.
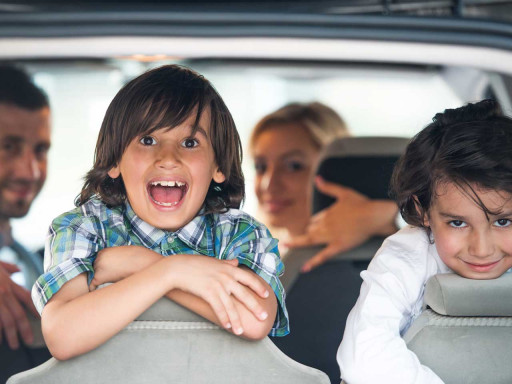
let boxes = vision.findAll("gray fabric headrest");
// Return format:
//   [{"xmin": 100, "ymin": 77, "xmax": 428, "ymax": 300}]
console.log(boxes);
[{"xmin": 424, "ymin": 272, "xmax": 512, "ymax": 316}]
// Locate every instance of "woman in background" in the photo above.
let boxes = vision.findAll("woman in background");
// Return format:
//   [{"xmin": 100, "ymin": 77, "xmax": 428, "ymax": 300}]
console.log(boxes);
[{"xmin": 250, "ymin": 102, "xmax": 399, "ymax": 271}]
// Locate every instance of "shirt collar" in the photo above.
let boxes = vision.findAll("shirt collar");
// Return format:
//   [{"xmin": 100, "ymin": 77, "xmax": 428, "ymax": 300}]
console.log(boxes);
[{"xmin": 123, "ymin": 201, "xmax": 214, "ymax": 255}]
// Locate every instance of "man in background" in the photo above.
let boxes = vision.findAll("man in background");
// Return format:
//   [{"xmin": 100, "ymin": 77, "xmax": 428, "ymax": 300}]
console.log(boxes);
[{"xmin": 0, "ymin": 65, "xmax": 51, "ymax": 381}]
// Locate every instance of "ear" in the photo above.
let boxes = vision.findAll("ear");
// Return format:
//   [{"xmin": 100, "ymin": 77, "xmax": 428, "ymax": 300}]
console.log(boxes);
[
  {"xmin": 108, "ymin": 165, "xmax": 121, "ymax": 179},
  {"xmin": 213, "ymin": 168, "xmax": 226, "ymax": 184},
  {"xmin": 413, "ymin": 195, "xmax": 430, "ymax": 227}
]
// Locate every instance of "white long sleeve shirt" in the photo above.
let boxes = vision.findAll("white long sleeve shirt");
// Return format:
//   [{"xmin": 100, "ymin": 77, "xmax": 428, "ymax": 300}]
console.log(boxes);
[{"xmin": 337, "ymin": 226, "xmax": 451, "ymax": 384}]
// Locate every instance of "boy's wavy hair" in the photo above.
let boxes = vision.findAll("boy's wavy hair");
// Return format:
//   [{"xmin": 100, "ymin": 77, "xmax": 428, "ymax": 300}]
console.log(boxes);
[
  {"xmin": 391, "ymin": 99, "xmax": 512, "ymax": 231},
  {"xmin": 77, "ymin": 65, "xmax": 244, "ymax": 213}
]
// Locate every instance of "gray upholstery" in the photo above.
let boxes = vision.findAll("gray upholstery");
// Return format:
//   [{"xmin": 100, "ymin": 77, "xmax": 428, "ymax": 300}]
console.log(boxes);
[
  {"xmin": 317, "ymin": 136, "xmax": 410, "ymax": 160},
  {"xmin": 7, "ymin": 298, "xmax": 329, "ymax": 384},
  {"xmin": 404, "ymin": 273, "xmax": 512, "ymax": 384},
  {"xmin": 280, "ymin": 237, "xmax": 386, "ymax": 291},
  {"xmin": 424, "ymin": 272, "xmax": 512, "ymax": 316}
]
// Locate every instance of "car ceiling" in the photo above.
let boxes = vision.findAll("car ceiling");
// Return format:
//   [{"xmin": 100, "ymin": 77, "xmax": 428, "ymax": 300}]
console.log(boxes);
[{"xmin": 2, "ymin": 0, "xmax": 512, "ymax": 21}]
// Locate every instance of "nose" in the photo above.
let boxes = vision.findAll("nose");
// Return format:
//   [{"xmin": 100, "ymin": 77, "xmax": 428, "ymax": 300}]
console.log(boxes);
[
  {"xmin": 156, "ymin": 147, "xmax": 180, "ymax": 170},
  {"xmin": 14, "ymin": 148, "xmax": 41, "ymax": 180},
  {"xmin": 468, "ymin": 229, "xmax": 495, "ymax": 259},
  {"xmin": 259, "ymin": 166, "xmax": 282, "ymax": 193}
]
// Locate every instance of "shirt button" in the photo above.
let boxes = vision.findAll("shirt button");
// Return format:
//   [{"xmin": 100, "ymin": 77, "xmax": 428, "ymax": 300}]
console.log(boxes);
[{"xmin": 168, "ymin": 237, "xmax": 174, "ymax": 243}]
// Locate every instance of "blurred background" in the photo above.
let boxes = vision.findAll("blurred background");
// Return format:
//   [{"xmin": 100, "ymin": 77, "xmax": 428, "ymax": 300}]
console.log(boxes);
[{"xmin": 2, "ymin": 0, "xmax": 512, "ymax": 250}]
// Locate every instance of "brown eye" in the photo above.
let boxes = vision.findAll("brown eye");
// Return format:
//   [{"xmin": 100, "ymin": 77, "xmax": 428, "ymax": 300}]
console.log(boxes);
[
  {"xmin": 181, "ymin": 138, "xmax": 198, "ymax": 148},
  {"xmin": 495, "ymin": 219, "xmax": 511, "ymax": 227},
  {"xmin": 140, "ymin": 136, "xmax": 156, "ymax": 146},
  {"xmin": 0, "ymin": 140, "xmax": 21, "ymax": 156},
  {"xmin": 449, "ymin": 220, "xmax": 466, "ymax": 228},
  {"xmin": 254, "ymin": 161, "xmax": 266, "ymax": 174},
  {"xmin": 286, "ymin": 161, "xmax": 305, "ymax": 172}
]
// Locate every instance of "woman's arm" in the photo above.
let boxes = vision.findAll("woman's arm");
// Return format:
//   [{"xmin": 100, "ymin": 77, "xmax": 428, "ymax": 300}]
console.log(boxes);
[{"xmin": 287, "ymin": 176, "xmax": 399, "ymax": 272}]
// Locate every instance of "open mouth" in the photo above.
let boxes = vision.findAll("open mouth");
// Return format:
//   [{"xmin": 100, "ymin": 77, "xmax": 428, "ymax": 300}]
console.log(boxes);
[{"xmin": 147, "ymin": 180, "xmax": 188, "ymax": 207}]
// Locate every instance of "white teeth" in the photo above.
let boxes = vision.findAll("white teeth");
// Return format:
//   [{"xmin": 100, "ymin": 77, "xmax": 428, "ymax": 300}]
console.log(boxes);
[
  {"xmin": 150, "ymin": 180, "xmax": 186, "ymax": 187},
  {"xmin": 152, "ymin": 200, "xmax": 179, "ymax": 207}
]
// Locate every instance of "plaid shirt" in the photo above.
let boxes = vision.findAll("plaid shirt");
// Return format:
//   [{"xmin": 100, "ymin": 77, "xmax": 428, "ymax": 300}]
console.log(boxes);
[{"xmin": 32, "ymin": 198, "xmax": 289, "ymax": 337}]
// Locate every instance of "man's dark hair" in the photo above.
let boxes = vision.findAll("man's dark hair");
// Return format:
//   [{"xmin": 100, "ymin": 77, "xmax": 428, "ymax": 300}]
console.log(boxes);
[
  {"xmin": 0, "ymin": 64, "xmax": 49, "ymax": 109},
  {"xmin": 78, "ymin": 64, "xmax": 244, "ymax": 214},
  {"xmin": 391, "ymin": 99, "xmax": 512, "ymax": 230}
]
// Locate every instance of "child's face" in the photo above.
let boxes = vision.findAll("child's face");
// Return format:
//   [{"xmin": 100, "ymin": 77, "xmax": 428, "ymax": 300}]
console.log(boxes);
[
  {"xmin": 108, "ymin": 109, "xmax": 225, "ymax": 231},
  {"xmin": 425, "ymin": 182, "xmax": 512, "ymax": 279}
]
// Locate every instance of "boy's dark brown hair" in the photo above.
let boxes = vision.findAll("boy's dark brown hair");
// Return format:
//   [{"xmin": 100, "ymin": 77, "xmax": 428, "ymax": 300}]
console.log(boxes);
[
  {"xmin": 78, "ymin": 65, "xmax": 244, "ymax": 213},
  {"xmin": 391, "ymin": 99, "xmax": 512, "ymax": 231}
]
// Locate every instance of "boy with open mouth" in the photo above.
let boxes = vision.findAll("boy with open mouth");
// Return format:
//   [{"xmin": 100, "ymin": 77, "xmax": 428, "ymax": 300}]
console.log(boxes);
[{"xmin": 32, "ymin": 65, "xmax": 289, "ymax": 360}]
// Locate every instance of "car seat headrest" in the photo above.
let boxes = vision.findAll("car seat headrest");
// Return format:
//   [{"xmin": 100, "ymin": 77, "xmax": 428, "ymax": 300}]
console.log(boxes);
[
  {"xmin": 313, "ymin": 137, "xmax": 409, "ymax": 214},
  {"xmin": 424, "ymin": 272, "xmax": 512, "ymax": 316}
]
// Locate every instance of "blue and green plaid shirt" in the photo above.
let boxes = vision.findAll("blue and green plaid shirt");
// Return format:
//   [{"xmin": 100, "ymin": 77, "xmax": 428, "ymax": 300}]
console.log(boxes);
[{"xmin": 32, "ymin": 198, "xmax": 289, "ymax": 337}]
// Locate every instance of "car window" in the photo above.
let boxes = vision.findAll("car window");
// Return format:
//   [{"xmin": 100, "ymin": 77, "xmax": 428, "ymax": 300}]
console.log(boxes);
[{"xmin": 9, "ymin": 58, "xmax": 497, "ymax": 249}]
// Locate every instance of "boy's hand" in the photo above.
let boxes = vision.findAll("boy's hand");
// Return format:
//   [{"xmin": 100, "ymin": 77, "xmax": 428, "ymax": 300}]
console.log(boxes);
[
  {"xmin": 168, "ymin": 255, "xmax": 270, "ymax": 336},
  {"xmin": 90, "ymin": 246, "xmax": 160, "ymax": 291}
]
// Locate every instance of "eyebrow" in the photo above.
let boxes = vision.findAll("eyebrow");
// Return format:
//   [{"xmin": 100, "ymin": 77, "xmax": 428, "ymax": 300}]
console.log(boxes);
[
  {"xmin": 1, "ymin": 135, "xmax": 50, "ymax": 147},
  {"xmin": 192, "ymin": 126, "xmax": 208, "ymax": 139},
  {"xmin": 278, "ymin": 150, "xmax": 309, "ymax": 161},
  {"xmin": 254, "ymin": 150, "xmax": 307, "ymax": 161},
  {"xmin": 490, "ymin": 210, "xmax": 512, "ymax": 217},
  {"xmin": 0, "ymin": 135, "xmax": 23, "ymax": 143},
  {"xmin": 438, "ymin": 212, "xmax": 466, "ymax": 220},
  {"xmin": 281, "ymin": 149, "xmax": 305, "ymax": 156},
  {"xmin": 439, "ymin": 210, "xmax": 512, "ymax": 220}
]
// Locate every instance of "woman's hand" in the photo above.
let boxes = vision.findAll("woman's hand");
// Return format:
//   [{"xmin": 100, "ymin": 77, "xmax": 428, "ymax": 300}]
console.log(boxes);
[{"xmin": 286, "ymin": 177, "xmax": 398, "ymax": 272}]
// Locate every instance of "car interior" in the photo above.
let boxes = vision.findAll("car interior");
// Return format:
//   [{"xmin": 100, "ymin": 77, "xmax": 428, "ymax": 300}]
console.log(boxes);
[
  {"xmin": 404, "ymin": 272, "xmax": 512, "ymax": 384},
  {"xmin": 274, "ymin": 136, "xmax": 409, "ymax": 383},
  {"xmin": 7, "ymin": 296, "xmax": 330, "ymax": 384},
  {"xmin": 3, "ymin": 1, "xmax": 512, "ymax": 382}
]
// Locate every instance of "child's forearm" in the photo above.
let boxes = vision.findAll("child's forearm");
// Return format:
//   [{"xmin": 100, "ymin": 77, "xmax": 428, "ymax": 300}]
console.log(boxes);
[
  {"xmin": 93, "ymin": 247, "xmax": 277, "ymax": 339},
  {"xmin": 167, "ymin": 271, "xmax": 277, "ymax": 340},
  {"xmin": 43, "ymin": 254, "xmax": 274, "ymax": 360},
  {"xmin": 42, "ymin": 257, "xmax": 178, "ymax": 360}
]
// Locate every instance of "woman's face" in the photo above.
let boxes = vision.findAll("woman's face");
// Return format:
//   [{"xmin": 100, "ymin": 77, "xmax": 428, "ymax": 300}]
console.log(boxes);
[{"xmin": 252, "ymin": 123, "xmax": 320, "ymax": 234}]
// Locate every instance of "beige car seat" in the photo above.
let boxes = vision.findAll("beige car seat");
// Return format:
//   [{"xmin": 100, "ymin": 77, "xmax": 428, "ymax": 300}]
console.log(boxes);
[
  {"xmin": 8, "ymin": 298, "xmax": 329, "ymax": 384},
  {"xmin": 404, "ymin": 272, "xmax": 512, "ymax": 384}
]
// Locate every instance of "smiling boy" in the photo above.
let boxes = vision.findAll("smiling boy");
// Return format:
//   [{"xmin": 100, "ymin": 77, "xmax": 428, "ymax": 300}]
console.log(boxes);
[{"xmin": 32, "ymin": 65, "xmax": 289, "ymax": 361}]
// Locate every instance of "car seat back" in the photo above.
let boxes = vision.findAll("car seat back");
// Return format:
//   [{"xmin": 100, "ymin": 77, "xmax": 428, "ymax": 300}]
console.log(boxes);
[
  {"xmin": 8, "ymin": 298, "xmax": 329, "ymax": 384},
  {"xmin": 404, "ymin": 273, "xmax": 512, "ymax": 384}
]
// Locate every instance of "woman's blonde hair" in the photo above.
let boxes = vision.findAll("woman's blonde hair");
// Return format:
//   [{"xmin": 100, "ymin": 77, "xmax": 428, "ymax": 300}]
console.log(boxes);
[{"xmin": 250, "ymin": 102, "xmax": 349, "ymax": 150}]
